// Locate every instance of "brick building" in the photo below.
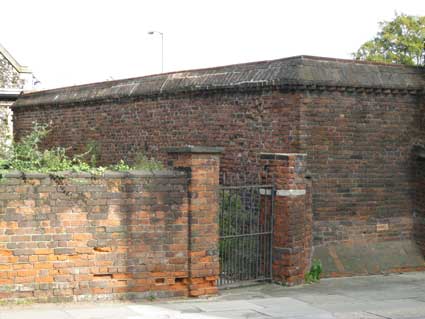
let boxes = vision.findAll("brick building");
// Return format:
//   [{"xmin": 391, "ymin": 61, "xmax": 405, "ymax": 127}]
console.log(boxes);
[
  {"xmin": 0, "ymin": 44, "xmax": 34, "ymax": 155},
  {"xmin": 12, "ymin": 56, "xmax": 425, "ymax": 277}
]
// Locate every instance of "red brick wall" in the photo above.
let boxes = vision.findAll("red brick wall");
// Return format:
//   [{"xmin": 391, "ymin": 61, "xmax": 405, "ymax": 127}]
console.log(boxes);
[
  {"xmin": 13, "ymin": 91, "xmax": 301, "ymax": 173},
  {"xmin": 299, "ymin": 91, "xmax": 421, "ymax": 246},
  {"xmin": 0, "ymin": 170, "xmax": 213, "ymax": 302},
  {"xmin": 414, "ymin": 158, "xmax": 425, "ymax": 254},
  {"xmin": 12, "ymin": 89, "xmax": 424, "ymax": 250}
]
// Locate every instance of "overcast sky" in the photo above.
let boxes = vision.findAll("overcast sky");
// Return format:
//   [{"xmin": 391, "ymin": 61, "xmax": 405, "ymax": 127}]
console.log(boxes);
[{"xmin": 1, "ymin": 0, "xmax": 425, "ymax": 89}]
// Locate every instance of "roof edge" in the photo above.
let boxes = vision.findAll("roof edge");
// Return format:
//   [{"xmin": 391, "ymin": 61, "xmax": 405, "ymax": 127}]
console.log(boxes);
[
  {"xmin": 12, "ymin": 55, "xmax": 425, "ymax": 109},
  {"xmin": 19, "ymin": 55, "xmax": 425, "ymax": 98}
]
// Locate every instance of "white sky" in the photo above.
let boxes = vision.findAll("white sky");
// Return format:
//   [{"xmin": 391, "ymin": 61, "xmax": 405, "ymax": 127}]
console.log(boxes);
[{"xmin": 1, "ymin": 0, "xmax": 425, "ymax": 89}]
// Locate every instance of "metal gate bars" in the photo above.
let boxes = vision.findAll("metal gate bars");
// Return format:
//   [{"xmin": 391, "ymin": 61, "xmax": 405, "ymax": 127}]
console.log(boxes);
[{"xmin": 218, "ymin": 178, "xmax": 274, "ymax": 288}]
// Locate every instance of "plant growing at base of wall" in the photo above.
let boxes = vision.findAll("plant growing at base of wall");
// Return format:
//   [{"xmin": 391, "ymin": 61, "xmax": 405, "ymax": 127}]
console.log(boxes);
[
  {"xmin": 304, "ymin": 259, "xmax": 323, "ymax": 284},
  {"xmin": 0, "ymin": 122, "xmax": 162, "ymax": 175}
]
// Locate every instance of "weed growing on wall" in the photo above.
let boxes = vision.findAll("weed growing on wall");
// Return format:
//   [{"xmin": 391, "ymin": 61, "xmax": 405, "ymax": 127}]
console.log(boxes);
[
  {"xmin": 305, "ymin": 259, "xmax": 323, "ymax": 283},
  {"xmin": 0, "ymin": 122, "xmax": 162, "ymax": 175}
]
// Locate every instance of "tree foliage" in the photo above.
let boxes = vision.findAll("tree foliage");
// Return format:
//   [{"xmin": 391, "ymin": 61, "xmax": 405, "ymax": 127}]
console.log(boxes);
[{"xmin": 353, "ymin": 13, "xmax": 425, "ymax": 66}]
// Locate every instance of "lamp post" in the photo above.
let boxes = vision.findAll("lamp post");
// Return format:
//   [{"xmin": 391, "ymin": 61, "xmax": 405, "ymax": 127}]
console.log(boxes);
[{"xmin": 148, "ymin": 30, "xmax": 164, "ymax": 73}]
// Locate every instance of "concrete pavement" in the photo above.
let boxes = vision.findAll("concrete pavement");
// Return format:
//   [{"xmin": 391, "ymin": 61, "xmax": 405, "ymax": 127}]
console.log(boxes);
[{"xmin": 1, "ymin": 272, "xmax": 425, "ymax": 318}]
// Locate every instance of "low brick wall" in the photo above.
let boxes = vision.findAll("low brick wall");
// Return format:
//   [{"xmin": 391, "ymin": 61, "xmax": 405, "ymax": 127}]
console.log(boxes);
[{"xmin": 0, "ymin": 146, "xmax": 223, "ymax": 303}]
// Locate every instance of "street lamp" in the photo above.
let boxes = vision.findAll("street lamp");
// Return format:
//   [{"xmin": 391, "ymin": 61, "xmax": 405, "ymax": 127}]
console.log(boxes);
[{"xmin": 148, "ymin": 30, "xmax": 164, "ymax": 73}]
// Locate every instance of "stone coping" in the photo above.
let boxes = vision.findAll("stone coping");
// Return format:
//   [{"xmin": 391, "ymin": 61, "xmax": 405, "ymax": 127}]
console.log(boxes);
[
  {"xmin": 0, "ymin": 169, "xmax": 186, "ymax": 179},
  {"xmin": 13, "ymin": 55, "xmax": 425, "ymax": 108},
  {"xmin": 166, "ymin": 146, "xmax": 224, "ymax": 154},
  {"xmin": 0, "ymin": 88, "xmax": 22, "ymax": 100}
]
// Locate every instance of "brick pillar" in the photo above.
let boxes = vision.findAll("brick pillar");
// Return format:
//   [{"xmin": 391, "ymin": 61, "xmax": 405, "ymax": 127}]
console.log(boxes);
[
  {"xmin": 260, "ymin": 153, "xmax": 313, "ymax": 286},
  {"xmin": 167, "ymin": 146, "xmax": 223, "ymax": 297}
]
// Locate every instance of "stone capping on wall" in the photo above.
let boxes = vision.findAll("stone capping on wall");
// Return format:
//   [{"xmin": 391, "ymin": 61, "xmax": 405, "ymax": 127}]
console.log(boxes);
[
  {"xmin": 12, "ymin": 55, "xmax": 425, "ymax": 109},
  {"xmin": 166, "ymin": 146, "xmax": 225, "ymax": 154},
  {"xmin": 0, "ymin": 169, "xmax": 186, "ymax": 179},
  {"xmin": 0, "ymin": 88, "xmax": 22, "ymax": 100}
]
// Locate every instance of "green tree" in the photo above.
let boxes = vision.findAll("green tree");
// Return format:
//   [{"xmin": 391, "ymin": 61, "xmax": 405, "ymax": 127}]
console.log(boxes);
[{"xmin": 353, "ymin": 13, "xmax": 425, "ymax": 66}]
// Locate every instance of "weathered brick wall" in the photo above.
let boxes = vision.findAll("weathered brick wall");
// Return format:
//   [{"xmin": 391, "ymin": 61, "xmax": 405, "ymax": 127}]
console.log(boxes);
[
  {"xmin": 0, "ymin": 170, "xmax": 204, "ymax": 302},
  {"xmin": 13, "ymin": 89, "xmax": 423, "ymax": 248},
  {"xmin": 413, "ymin": 98, "xmax": 425, "ymax": 254},
  {"xmin": 12, "ymin": 90, "xmax": 300, "ymax": 173},
  {"xmin": 414, "ymin": 158, "xmax": 425, "ymax": 255},
  {"xmin": 299, "ymin": 91, "xmax": 421, "ymax": 247}
]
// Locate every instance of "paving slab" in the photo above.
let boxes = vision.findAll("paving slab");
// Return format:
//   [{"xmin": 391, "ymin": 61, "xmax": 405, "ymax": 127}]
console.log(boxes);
[
  {"xmin": 340, "ymin": 287, "xmax": 425, "ymax": 301},
  {"xmin": 249, "ymin": 297, "xmax": 330, "ymax": 317},
  {"xmin": 315, "ymin": 299, "xmax": 425, "ymax": 314},
  {"xmin": 156, "ymin": 303, "xmax": 202, "ymax": 313},
  {"xmin": 272, "ymin": 315, "xmax": 336, "ymax": 319},
  {"xmin": 292, "ymin": 294, "xmax": 359, "ymax": 305},
  {"xmin": 0, "ymin": 309, "xmax": 72, "ymax": 319},
  {"xmin": 128, "ymin": 305, "xmax": 224, "ymax": 319},
  {"xmin": 332, "ymin": 312, "xmax": 386, "ymax": 319},
  {"xmin": 199, "ymin": 309, "xmax": 270, "ymax": 318},
  {"xmin": 368, "ymin": 307, "xmax": 425, "ymax": 319},
  {"xmin": 190, "ymin": 300, "xmax": 264, "ymax": 312},
  {"xmin": 64, "ymin": 305, "xmax": 140, "ymax": 319}
]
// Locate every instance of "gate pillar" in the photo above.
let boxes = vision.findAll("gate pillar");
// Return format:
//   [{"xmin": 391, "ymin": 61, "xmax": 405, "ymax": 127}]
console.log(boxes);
[
  {"xmin": 260, "ymin": 153, "xmax": 313, "ymax": 285},
  {"xmin": 167, "ymin": 146, "xmax": 223, "ymax": 297}
]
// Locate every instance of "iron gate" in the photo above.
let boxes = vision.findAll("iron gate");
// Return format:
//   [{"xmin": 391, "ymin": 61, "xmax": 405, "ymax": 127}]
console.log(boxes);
[{"xmin": 218, "ymin": 177, "xmax": 274, "ymax": 288}]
